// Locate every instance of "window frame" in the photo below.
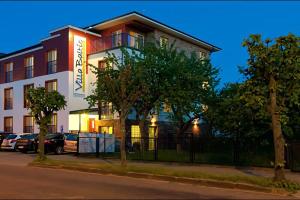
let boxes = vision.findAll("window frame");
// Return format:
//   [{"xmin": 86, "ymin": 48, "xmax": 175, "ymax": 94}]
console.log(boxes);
[
  {"xmin": 4, "ymin": 116, "xmax": 13, "ymax": 133},
  {"xmin": 23, "ymin": 115, "xmax": 34, "ymax": 133},
  {"xmin": 4, "ymin": 62, "xmax": 13, "ymax": 83},
  {"xmin": 24, "ymin": 84, "xmax": 34, "ymax": 108},
  {"xmin": 4, "ymin": 87, "xmax": 13, "ymax": 110},
  {"xmin": 47, "ymin": 49, "xmax": 57, "ymax": 74},
  {"xmin": 45, "ymin": 79, "xmax": 58, "ymax": 92},
  {"xmin": 24, "ymin": 56, "xmax": 34, "ymax": 79}
]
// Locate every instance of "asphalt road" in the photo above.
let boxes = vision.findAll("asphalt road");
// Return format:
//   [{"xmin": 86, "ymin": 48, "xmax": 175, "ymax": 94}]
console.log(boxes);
[{"xmin": 0, "ymin": 152, "xmax": 296, "ymax": 199}]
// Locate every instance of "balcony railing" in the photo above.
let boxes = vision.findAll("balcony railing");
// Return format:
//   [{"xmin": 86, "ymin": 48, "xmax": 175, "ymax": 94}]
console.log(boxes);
[
  {"xmin": 90, "ymin": 33, "xmax": 144, "ymax": 55},
  {"xmin": 24, "ymin": 126, "xmax": 34, "ymax": 133},
  {"xmin": 4, "ymin": 127, "xmax": 13, "ymax": 133},
  {"xmin": 5, "ymin": 71, "xmax": 13, "ymax": 83},
  {"xmin": 25, "ymin": 66, "xmax": 34, "ymax": 79}
]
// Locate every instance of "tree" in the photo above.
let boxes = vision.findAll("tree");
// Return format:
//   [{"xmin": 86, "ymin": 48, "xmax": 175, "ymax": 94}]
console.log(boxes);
[
  {"xmin": 131, "ymin": 42, "xmax": 165, "ymax": 151},
  {"xmin": 164, "ymin": 50, "xmax": 219, "ymax": 152},
  {"xmin": 240, "ymin": 34, "xmax": 300, "ymax": 181},
  {"xmin": 86, "ymin": 48, "xmax": 143, "ymax": 166},
  {"xmin": 27, "ymin": 87, "xmax": 66, "ymax": 160},
  {"xmin": 203, "ymin": 83, "xmax": 270, "ymax": 164}
]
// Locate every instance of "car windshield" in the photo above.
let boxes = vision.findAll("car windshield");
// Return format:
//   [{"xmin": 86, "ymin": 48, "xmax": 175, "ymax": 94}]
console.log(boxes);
[
  {"xmin": 21, "ymin": 134, "xmax": 38, "ymax": 139},
  {"xmin": 6, "ymin": 134, "xmax": 17, "ymax": 139}
]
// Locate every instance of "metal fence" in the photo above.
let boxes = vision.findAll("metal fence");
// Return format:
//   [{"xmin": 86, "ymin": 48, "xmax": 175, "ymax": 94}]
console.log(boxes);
[{"xmin": 76, "ymin": 134, "xmax": 278, "ymax": 167}]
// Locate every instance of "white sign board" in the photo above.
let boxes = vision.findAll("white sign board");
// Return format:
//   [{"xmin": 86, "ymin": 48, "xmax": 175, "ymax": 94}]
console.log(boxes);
[{"xmin": 73, "ymin": 35, "xmax": 87, "ymax": 95}]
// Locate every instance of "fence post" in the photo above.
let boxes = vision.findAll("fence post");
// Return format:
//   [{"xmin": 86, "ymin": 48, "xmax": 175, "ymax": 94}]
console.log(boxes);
[
  {"xmin": 96, "ymin": 137, "xmax": 99, "ymax": 157},
  {"xmin": 154, "ymin": 136, "xmax": 158, "ymax": 161},
  {"xmin": 190, "ymin": 134, "xmax": 194, "ymax": 163},
  {"xmin": 76, "ymin": 134, "xmax": 80, "ymax": 156}
]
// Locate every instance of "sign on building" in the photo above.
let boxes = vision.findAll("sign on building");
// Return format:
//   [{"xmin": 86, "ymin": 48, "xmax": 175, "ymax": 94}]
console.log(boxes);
[{"xmin": 73, "ymin": 35, "xmax": 87, "ymax": 95}]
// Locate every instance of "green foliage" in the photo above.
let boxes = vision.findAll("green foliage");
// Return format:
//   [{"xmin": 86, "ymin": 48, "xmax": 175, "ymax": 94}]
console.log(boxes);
[
  {"xmin": 161, "ymin": 44, "xmax": 219, "ymax": 134},
  {"xmin": 240, "ymin": 34, "xmax": 300, "ymax": 127},
  {"xmin": 27, "ymin": 87, "xmax": 66, "ymax": 125},
  {"xmin": 86, "ymin": 48, "xmax": 143, "ymax": 116}
]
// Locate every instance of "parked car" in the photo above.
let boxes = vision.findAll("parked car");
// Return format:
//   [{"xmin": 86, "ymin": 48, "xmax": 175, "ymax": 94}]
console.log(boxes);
[
  {"xmin": 15, "ymin": 133, "xmax": 39, "ymax": 153},
  {"xmin": 0, "ymin": 132, "xmax": 12, "ymax": 146},
  {"xmin": 64, "ymin": 133, "xmax": 78, "ymax": 153},
  {"xmin": 1, "ymin": 134, "xmax": 22, "ymax": 151},
  {"xmin": 40, "ymin": 133, "xmax": 65, "ymax": 154}
]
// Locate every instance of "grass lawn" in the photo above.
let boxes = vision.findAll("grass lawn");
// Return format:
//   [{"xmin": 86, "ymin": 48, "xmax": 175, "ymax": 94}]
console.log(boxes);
[{"xmin": 31, "ymin": 158, "xmax": 300, "ymax": 192}]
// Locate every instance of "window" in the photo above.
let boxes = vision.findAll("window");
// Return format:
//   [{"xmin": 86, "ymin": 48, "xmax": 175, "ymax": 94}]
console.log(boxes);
[
  {"xmin": 47, "ymin": 50, "xmax": 57, "ymax": 74},
  {"xmin": 199, "ymin": 51, "xmax": 207, "ymax": 60},
  {"xmin": 98, "ymin": 60, "xmax": 107, "ymax": 70},
  {"xmin": 112, "ymin": 30, "xmax": 122, "ymax": 48},
  {"xmin": 163, "ymin": 102, "xmax": 172, "ymax": 113},
  {"xmin": 100, "ymin": 126, "xmax": 113, "ymax": 134},
  {"xmin": 48, "ymin": 113, "xmax": 57, "ymax": 133},
  {"xmin": 45, "ymin": 80, "xmax": 57, "ymax": 92},
  {"xmin": 4, "ymin": 117, "xmax": 13, "ymax": 132},
  {"xmin": 5, "ymin": 62, "xmax": 13, "ymax": 82},
  {"xmin": 129, "ymin": 32, "xmax": 144, "ymax": 49},
  {"xmin": 4, "ymin": 88, "xmax": 13, "ymax": 110},
  {"xmin": 131, "ymin": 125, "xmax": 141, "ymax": 145},
  {"xmin": 100, "ymin": 102, "xmax": 113, "ymax": 119},
  {"xmin": 25, "ymin": 56, "xmax": 34, "ymax": 78},
  {"xmin": 24, "ymin": 84, "xmax": 34, "ymax": 108},
  {"xmin": 160, "ymin": 36, "xmax": 169, "ymax": 47},
  {"xmin": 23, "ymin": 116, "xmax": 34, "ymax": 133}
]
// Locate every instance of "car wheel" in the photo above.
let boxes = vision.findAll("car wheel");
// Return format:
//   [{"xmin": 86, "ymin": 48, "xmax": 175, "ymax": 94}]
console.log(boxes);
[{"xmin": 55, "ymin": 146, "xmax": 63, "ymax": 155}]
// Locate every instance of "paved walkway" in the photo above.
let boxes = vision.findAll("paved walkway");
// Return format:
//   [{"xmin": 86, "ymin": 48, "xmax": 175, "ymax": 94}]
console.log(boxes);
[{"xmin": 49, "ymin": 153, "xmax": 300, "ymax": 183}]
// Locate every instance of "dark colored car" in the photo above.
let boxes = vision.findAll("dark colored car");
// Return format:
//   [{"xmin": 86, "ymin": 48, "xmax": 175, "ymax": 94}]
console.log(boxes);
[
  {"xmin": 43, "ymin": 133, "xmax": 65, "ymax": 154},
  {"xmin": 0, "ymin": 132, "xmax": 11, "ymax": 146},
  {"xmin": 15, "ymin": 134, "xmax": 39, "ymax": 153}
]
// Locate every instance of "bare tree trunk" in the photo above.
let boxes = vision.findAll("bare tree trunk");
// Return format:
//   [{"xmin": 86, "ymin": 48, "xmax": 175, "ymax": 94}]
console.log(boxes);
[
  {"xmin": 38, "ymin": 119, "xmax": 47, "ymax": 161},
  {"xmin": 120, "ymin": 113, "xmax": 127, "ymax": 167},
  {"xmin": 269, "ymin": 76, "xmax": 285, "ymax": 181}
]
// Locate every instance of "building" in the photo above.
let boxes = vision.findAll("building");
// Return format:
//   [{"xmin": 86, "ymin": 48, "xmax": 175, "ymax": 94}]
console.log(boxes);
[{"xmin": 0, "ymin": 12, "xmax": 220, "ymax": 137}]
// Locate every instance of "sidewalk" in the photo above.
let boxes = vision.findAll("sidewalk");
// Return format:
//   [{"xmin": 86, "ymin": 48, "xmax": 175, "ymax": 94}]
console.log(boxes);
[{"xmin": 48, "ymin": 153, "xmax": 300, "ymax": 183}]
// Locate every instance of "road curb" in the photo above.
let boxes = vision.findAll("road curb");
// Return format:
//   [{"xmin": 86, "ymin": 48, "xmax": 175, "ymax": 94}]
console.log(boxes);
[{"xmin": 29, "ymin": 162, "xmax": 291, "ymax": 196}]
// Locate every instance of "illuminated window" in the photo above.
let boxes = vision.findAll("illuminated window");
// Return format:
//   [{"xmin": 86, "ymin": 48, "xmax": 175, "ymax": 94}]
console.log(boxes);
[
  {"xmin": 25, "ymin": 56, "xmax": 34, "ymax": 78},
  {"xmin": 100, "ymin": 126, "xmax": 113, "ymax": 134},
  {"xmin": 24, "ymin": 84, "xmax": 34, "ymax": 108},
  {"xmin": 47, "ymin": 50, "xmax": 57, "ymax": 74},
  {"xmin": 160, "ymin": 36, "xmax": 169, "ymax": 47},
  {"xmin": 148, "ymin": 127, "xmax": 155, "ymax": 150},
  {"xmin": 131, "ymin": 125, "xmax": 141, "ymax": 145},
  {"xmin": 5, "ymin": 62, "xmax": 13, "ymax": 82},
  {"xmin": 45, "ymin": 80, "xmax": 57, "ymax": 92},
  {"xmin": 163, "ymin": 102, "xmax": 172, "ymax": 113},
  {"xmin": 23, "ymin": 116, "xmax": 34, "ymax": 133}
]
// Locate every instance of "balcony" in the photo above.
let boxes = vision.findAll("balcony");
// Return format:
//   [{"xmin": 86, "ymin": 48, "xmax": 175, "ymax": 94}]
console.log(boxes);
[
  {"xmin": 90, "ymin": 33, "xmax": 144, "ymax": 55},
  {"xmin": 24, "ymin": 126, "xmax": 34, "ymax": 133}
]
